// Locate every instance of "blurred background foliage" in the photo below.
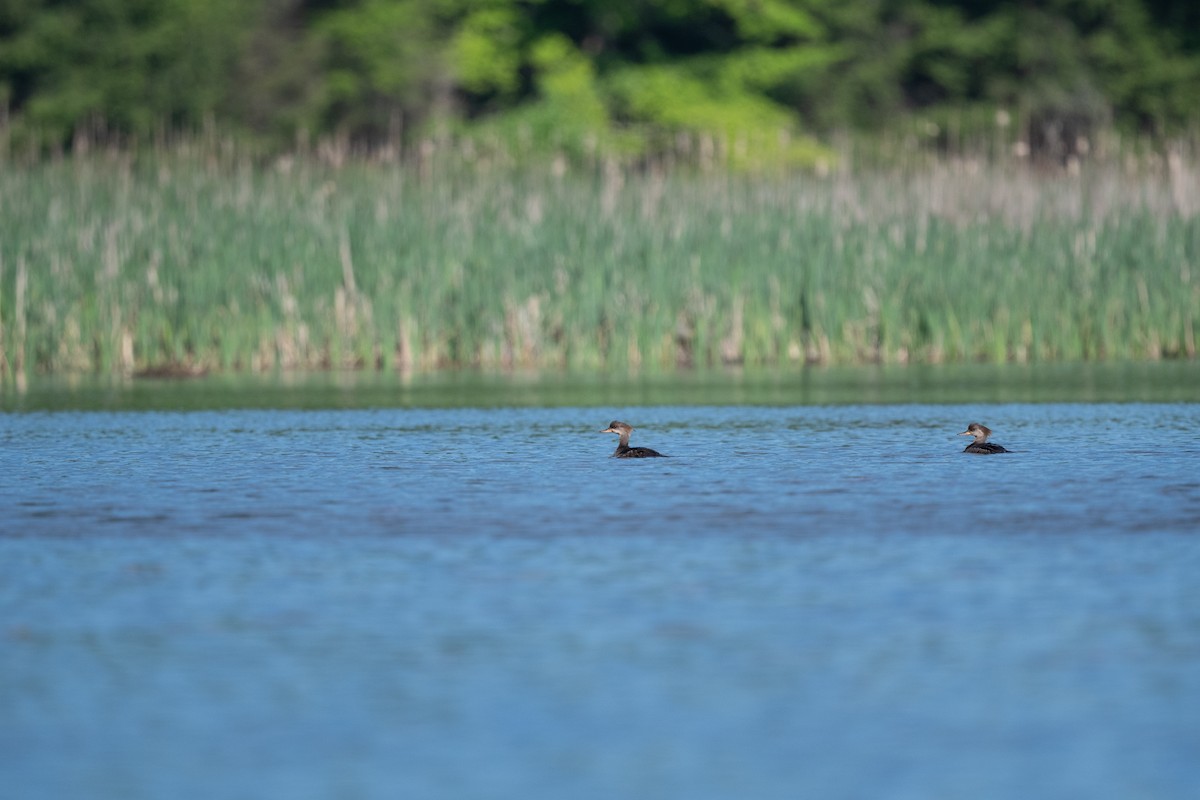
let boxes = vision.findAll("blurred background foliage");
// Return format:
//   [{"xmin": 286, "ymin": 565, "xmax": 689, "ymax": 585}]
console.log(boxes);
[{"xmin": 0, "ymin": 0, "xmax": 1198, "ymax": 166}]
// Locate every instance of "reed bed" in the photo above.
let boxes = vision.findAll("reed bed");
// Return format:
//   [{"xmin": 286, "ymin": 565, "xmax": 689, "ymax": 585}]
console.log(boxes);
[{"xmin": 1, "ymin": 146, "xmax": 1197, "ymax": 379}]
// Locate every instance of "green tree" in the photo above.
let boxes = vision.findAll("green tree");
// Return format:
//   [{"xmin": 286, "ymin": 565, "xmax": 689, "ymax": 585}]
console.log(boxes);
[
  {"xmin": 1, "ymin": 0, "xmax": 1197, "ymax": 158},
  {"xmin": 315, "ymin": 0, "xmax": 461, "ymax": 140},
  {"xmin": 449, "ymin": 0, "xmax": 842, "ymax": 166},
  {"xmin": 0, "ymin": 0, "xmax": 253, "ymax": 147}
]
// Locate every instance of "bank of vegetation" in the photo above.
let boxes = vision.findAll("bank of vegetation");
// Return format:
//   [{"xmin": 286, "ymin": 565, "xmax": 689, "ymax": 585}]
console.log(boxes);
[
  {"xmin": 1, "ymin": 1, "xmax": 1198, "ymax": 379},
  {"xmin": 1, "ymin": 141, "xmax": 1196, "ymax": 379}
]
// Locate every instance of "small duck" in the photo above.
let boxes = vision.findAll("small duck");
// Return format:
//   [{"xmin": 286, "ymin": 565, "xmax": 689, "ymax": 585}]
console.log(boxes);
[
  {"xmin": 600, "ymin": 420, "xmax": 666, "ymax": 458},
  {"xmin": 958, "ymin": 422, "xmax": 1009, "ymax": 454}
]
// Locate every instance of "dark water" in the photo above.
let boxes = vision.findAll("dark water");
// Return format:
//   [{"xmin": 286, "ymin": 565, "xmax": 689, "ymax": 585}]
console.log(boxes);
[
  {"xmin": 4, "ymin": 377, "xmax": 1200, "ymax": 799},
  {"xmin": 5, "ymin": 359, "xmax": 1200, "ymax": 411}
]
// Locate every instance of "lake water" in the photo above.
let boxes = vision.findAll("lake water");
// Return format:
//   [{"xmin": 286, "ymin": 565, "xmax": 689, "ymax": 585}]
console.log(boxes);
[{"xmin": 3, "ymin": 366, "xmax": 1200, "ymax": 800}]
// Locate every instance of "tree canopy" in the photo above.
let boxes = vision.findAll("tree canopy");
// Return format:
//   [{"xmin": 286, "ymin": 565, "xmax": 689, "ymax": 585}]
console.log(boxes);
[{"xmin": 1, "ymin": 0, "xmax": 1197, "ymax": 163}]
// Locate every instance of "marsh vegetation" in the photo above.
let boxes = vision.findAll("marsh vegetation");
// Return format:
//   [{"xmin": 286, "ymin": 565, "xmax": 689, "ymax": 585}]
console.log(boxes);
[{"xmin": 2, "ymin": 141, "xmax": 1197, "ymax": 381}]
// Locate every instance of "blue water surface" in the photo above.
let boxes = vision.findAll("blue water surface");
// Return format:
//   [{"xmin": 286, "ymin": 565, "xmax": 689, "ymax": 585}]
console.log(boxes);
[{"xmin": 3, "ymin": 402, "xmax": 1199, "ymax": 800}]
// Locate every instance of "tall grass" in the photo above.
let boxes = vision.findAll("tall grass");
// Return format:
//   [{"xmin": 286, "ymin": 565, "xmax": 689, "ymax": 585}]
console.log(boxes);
[{"xmin": 1, "ymin": 143, "xmax": 1197, "ymax": 380}]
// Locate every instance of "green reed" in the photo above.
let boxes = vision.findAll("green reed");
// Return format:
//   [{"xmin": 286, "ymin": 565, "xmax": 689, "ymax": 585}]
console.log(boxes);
[{"xmin": 1, "ymin": 145, "xmax": 1197, "ymax": 379}]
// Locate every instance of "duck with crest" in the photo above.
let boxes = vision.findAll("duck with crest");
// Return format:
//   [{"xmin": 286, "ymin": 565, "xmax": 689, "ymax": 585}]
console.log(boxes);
[
  {"xmin": 959, "ymin": 422, "xmax": 1010, "ymax": 454},
  {"xmin": 600, "ymin": 421, "xmax": 666, "ymax": 458}
]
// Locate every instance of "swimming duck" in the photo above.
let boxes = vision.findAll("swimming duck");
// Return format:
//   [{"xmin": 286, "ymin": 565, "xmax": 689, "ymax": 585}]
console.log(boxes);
[
  {"xmin": 600, "ymin": 420, "xmax": 666, "ymax": 458},
  {"xmin": 959, "ymin": 422, "xmax": 1009, "ymax": 454}
]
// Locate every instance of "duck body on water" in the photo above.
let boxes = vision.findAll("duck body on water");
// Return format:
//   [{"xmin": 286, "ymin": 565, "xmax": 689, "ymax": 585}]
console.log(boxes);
[
  {"xmin": 600, "ymin": 421, "xmax": 667, "ymax": 458},
  {"xmin": 597, "ymin": 419, "xmax": 1011, "ymax": 458},
  {"xmin": 959, "ymin": 422, "xmax": 1010, "ymax": 454}
]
